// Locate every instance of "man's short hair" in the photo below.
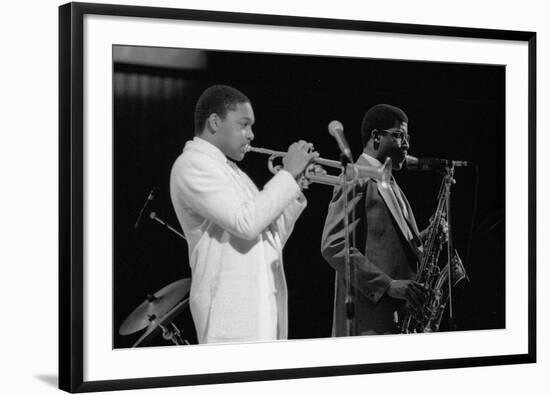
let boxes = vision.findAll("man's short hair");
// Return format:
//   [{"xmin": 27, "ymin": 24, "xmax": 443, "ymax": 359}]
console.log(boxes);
[
  {"xmin": 360, "ymin": 104, "xmax": 408, "ymax": 148},
  {"xmin": 194, "ymin": 85, "xmax": 250, "ymax": 135}
]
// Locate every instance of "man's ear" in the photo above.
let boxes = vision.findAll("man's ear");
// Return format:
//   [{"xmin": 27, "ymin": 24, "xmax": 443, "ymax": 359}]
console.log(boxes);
[
  {"xmin": 371, "ymin": 129, "xmax": 380, "ymax": 149},
  {"xmin": 206, "ymin": 113, "xmax": 219, "ymax": 134}
]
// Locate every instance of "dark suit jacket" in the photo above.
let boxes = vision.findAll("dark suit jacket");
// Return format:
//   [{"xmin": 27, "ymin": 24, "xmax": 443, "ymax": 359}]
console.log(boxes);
[{"xmin": 321, "ymin": 155, "xmax": 423, "ymax": 336}]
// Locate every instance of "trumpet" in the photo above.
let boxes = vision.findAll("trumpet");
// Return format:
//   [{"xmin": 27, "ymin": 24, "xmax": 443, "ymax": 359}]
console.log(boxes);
[{"xmin": 245, "ymin": 145, "xmax": 392, "ymax": 187}]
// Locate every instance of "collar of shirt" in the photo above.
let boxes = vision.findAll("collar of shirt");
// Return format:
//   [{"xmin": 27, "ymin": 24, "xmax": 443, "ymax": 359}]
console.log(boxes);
[
  {"xmin": 186, "ymin": 136, "xmax": 228, "ymax": 164},
  {"xmin": 361, "ymin": 152, "xmax": 383, "ymax": 167},
  {"xmin": 190, "ymin": 137, "xmax": 257, "ymax": 198},
  {"xmin": 362, "ymin": 152, "xmax": 397, "ymax": 183},
  {"xmin": 362, "ymin": 152, "xmax": 407, "ymax": 210},
  {"xmin": 362, "ymin": 152, "xmax": 397, "ymax": 185}
]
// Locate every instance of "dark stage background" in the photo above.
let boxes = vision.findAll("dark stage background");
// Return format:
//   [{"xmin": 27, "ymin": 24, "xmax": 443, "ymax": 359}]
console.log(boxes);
[{"xmin": 113, "ymin": 45, "xmax": 505, "ymax": 348}]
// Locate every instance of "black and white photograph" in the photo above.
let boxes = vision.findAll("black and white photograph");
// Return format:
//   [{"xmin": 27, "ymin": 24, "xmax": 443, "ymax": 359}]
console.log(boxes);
[
  {"xmin": 113, "ymin": 45, "xmax": 505, "ymax": 348},
  {"xmin": 50, "ymin": 1, "xmax": 539, "ymax": 394},
  {"xmin": 4, "ymin": 0, "xmax": 549, "ymax": 394}
]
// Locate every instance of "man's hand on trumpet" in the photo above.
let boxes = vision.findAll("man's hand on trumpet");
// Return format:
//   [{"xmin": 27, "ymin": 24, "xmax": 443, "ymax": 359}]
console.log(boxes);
[
  {"xmin": 298, "ymin": 163, "xmax": 329, "ymax": 189},
  {"xmin": 282, "ymin": 140, "xmax": 320, "ymax": 180}
]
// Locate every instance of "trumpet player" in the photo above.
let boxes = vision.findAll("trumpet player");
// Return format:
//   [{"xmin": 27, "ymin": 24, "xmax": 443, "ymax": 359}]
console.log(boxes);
[
  {"xmin": 170, "ymin": 85, "xmax": 318, "ymax": 344},
  {"xmin": 321, "ymin": 104, "xmax": 428, "ymax": 336}
]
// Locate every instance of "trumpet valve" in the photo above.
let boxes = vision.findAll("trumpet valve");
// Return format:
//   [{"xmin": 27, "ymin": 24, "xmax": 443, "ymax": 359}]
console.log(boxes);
[
  {"xmin": 267, "ymin": 154, "xmax": 283, "ymax": 174},
  {"xmin": 306, "ymin": 163, "xmax": 327, "ymax": 176}
]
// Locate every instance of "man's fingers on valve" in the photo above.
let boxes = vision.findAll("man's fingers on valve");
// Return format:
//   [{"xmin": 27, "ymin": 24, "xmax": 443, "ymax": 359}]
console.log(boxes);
[
  {"xmin": 309, "ymin": 150, "xmax": 320, "ymax": 159},
  {"xmin": 290, "ymin": 140, "xmax": 308, "ymax": 152},
  {"xmin": 298, "ymin": 141, "xmax": 317, "ymax": 156},
  {"xmin": 297, "ymin": 140, "xmax": 315, "ymax": 151}
]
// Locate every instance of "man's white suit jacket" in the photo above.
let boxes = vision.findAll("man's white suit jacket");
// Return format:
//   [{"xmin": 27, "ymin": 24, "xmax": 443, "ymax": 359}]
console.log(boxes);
[{"xmin": 170, "ymin": 137, "xmax": 306, "ymax": 343}]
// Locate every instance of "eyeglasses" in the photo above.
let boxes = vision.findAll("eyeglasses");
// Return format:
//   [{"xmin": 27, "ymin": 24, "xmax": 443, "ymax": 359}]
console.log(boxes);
[{"xmin": 379, "ymin": 129, "xmax": 410, "ymax": 144}]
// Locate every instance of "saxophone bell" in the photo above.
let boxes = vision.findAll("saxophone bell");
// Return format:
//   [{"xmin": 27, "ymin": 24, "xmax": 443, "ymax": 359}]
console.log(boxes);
[{"xmin": 399, "ymin": 167, "xmax": 467, "ymax": 334}]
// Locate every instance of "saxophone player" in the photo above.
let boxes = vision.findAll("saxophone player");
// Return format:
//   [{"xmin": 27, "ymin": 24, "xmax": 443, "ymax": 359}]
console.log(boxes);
[{"xmin": 321, "ymin": 104, "xmax": 429, "ymax": 336}]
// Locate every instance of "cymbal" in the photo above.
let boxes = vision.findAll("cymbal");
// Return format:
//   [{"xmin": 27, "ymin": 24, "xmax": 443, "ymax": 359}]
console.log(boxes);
[
  {"xmin": 132, "ymin": 296, "xmax": 190, "ymax": 347},
  {"xmin": 119, "ymin": 278, "xmax": 191, "ymax": 336}
]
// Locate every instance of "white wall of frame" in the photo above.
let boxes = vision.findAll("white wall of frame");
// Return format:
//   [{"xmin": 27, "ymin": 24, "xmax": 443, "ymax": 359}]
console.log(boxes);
[{"xmin": 0, "ymin": 0, "xmax": 547, "ymax": 394}]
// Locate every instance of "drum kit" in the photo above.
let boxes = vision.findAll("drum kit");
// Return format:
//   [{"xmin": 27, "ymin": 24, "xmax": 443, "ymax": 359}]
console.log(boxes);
[
  {"xmin": 120, "ymin": 188, "xmax": 192, "ymax": 347},
  {"xmin": 119, "ymin": 278, "xmax": 192, "ymax": 347}
]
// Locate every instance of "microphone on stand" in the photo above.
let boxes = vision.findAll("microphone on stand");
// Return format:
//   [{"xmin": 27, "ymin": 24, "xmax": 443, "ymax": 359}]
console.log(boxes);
[
  {"xmin": 406, "ymin": 155, "xmax": 470, "ymax": 171},
  {"xmin": 134, "ymin": 186, "xmax": 156, "ymax": 229},
  {"xmin": 328, "ymin": 120, "xmax": 354, "ymax": 163},
  {"xmin": 328, "ymin": 120, "xmax": 357, "ymax": 334}
]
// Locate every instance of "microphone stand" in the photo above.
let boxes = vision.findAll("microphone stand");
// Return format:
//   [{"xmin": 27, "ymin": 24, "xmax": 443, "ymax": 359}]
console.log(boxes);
[
  {"xmin": 149, "ymin": 212, "xmax": 186, "ymax": 241},
  {"xmin": 134, "ymin": 187, "xmax": 156, "ymax": 229},
  {"xmin": 133, "ymin": 188, "xmax": 186, "ymax": 241},
  {"xmin": 341, "ymin": 154, "xmax": 356, "ymax": 336},
  {"xmin": 444, "ymin": 165, "xmax": 456, "ymax": 329}
]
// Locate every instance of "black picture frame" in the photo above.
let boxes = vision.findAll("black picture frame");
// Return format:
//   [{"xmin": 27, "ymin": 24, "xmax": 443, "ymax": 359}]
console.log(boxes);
[{"xmin": 59, "ymin": 1, "xmax": 536, "ymax": 393}]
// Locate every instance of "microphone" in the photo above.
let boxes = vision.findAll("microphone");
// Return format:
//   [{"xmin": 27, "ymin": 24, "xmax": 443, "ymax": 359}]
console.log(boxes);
[
  {"xmin": 134, "ymin": 187, "xmax": 156, "ymax": 229},
  {"xmin": 328, "ymin": 120, "xmax": 354, "ymax": 163},
  {"xmin": 406, "ymin": 155, "xmax": 470, "ymax": 170}
]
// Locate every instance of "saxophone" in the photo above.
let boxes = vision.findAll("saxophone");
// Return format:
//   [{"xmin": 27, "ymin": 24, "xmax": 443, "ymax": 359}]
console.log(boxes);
[{"xmin": 400, "ymin": 167, "xmax": 468, "ymax": 334}]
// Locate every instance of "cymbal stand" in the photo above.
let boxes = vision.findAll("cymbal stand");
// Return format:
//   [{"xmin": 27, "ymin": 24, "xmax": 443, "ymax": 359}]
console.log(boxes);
[{"xmin": 160, "ymin": 322, "xmax": 190, "ymax": 346}]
